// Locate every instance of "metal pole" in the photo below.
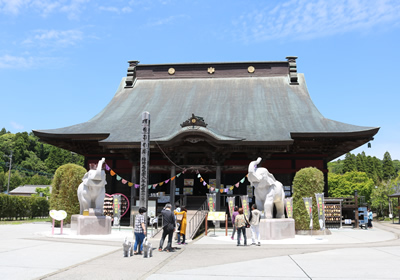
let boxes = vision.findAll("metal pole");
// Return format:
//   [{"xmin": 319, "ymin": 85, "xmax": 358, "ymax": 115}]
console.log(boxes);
[
  {"xmin": 7, "ymin": 151, "xmax": 12, "ymax": 195},
  {"xmin": 139, "ymin": 112, "xmax": 150, "ymax": 236}
]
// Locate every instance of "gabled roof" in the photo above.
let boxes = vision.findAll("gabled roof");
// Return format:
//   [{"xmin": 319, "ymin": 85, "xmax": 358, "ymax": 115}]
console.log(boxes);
[{"xmin": 33, "ymin": 58, "xmax": 379, "ymax": 159}]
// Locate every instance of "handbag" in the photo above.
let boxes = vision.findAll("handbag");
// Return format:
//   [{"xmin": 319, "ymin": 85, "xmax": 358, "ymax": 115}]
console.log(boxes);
[{"xmin": 244, "ymin": 216, "xmax": 250, "ymax": 228}]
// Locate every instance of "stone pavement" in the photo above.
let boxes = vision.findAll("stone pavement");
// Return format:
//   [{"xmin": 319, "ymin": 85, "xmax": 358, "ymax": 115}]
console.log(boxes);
[{"xmin": 0, "ymin": 221, "xmax": 399, "ymax": 280}]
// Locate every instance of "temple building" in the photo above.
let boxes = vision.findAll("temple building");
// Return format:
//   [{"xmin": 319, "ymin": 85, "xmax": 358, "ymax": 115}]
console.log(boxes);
[{"xmin": 33, "ymin": 57, "xmax": 379, "ymax": 219}]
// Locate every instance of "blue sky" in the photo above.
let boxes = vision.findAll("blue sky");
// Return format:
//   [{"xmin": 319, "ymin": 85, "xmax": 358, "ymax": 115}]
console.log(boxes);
[{"xmin": 1, "ymin": 0, "xmax": 399, "ymax": 161}]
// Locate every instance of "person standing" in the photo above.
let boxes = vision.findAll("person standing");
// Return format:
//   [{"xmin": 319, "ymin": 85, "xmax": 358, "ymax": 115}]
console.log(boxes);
[
  {"xmin": 174, "ymin": 203, "xmax": 181, "ymax": 243},
  {"xmin": 234, "ymin": 208, "xmax": 248, "ymax": 246},
  {"xmin": 368, "ymin": 208, "xmax": 373, "ymax": 228},
  {"xmin": 249, "ymin": 204, "xmax": 261, "ymax": 246},
  {"xmin": 231, "ymin": 206, "xmax": 239, "ymax": 240},
  {"xmin": 174, "ymin": 206, "xmax": 188, "ymax": 245},
  {"xmin": 159, "ymin": 203, "xmax": 176, "ymax": 252},
  {"xmin": 133, "ymin": 207, "xmax": 147, "ymax": 255}
]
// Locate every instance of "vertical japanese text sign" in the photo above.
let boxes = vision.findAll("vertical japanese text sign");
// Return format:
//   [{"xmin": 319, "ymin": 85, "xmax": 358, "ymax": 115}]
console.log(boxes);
[
  {"xmin": 227, "ymin": 196, "xmax": 235, "ymax": 219},
  {"xmin": 139, "ymin": 112, "xmax": 150, "ymax": 227},
  {"xmin": 315, "ymin": 193, "xmax": 325, "ymax": 230},
  {"xmin": 303, "ymin": 197, "xmax": 313, "ymax": 230},
  {"xmin": 113, "ymin": 194, "xmax": 121, "ymax": 226},
  {"xmin": 241, "ymin": 195, "xmax": 250, "ymax": 219},
  {"xmin": 207, "ymin": 193, "xmax": 216, "ymax": 212},
  {"xmin": 284, "ymin": 197, "xmax": 293, "ymax": 218}
]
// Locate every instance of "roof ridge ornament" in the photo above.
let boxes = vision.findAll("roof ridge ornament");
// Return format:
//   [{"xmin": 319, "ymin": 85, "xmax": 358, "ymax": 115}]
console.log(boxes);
[
  {"xmin": 125, "ymin": 60, "xmax": 139, "ymax": 88},
  {"xmin": 286, "ymin": 56, "xmax": 299, "ymax": 85},
  {"xmin": 181, "ymin": 114, "xmax": 208, "ymax": 128}
]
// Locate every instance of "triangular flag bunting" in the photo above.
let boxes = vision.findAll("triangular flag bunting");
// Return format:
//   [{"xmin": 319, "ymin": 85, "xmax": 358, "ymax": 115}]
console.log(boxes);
[
  {"xmin": 240, "ymin": 177, "xmax": 245, "ymax": 183},
  {"xmin": 176, "ymin": 173, "xmax": 181, "ymax": 177},
  {"xmin": 148, "ymin": 185, "xmax": 152, "ymax": 189},
  {"xmin": 128, "ymin": 182, "xmax": 133, "ymax": 187},
  {"xmin": 116, "ymin": 175, "xmax": 121, "ymax": 181},
  {"xmin": 122, "ymin": 179, "xmax": 127, "ymax": 184},
  {"xmin": 105, "ymin": 164, "xmax": 111, "ymax": 171},
  {"xmin": 153, "ymin": 184, "xmax": 158, "ymax": 188},
  {"xmin": 165, "ymin": 179, "xmax": 170, "ymax": 184},
  {"xmin": 110, "ymin": 170, "xmax": 116, "ymax": 176},
  {"xmin": 203, "ymin": 181, "xmax": 206, "ymax": 186},
  {"xmin": 197, "ymin": 174, "xmax": 201, "ymax": 178},
  {"xmin": 230, "ymin": 186, "xmax": 234, "ymax": 190},
  {"xmin": 200, "ymin": 178, "xmax": 203, "ymax": 182},
  {"xmin": 159, "ymin": 182, "xmax": 164, "ymax": 186},
  {"xmin": 207, "ymin": 184, "xmax": 210, "ymax": 189},
  {"xmin": 135, "ymin": 184, "xmax": 140, "ymax": 188},
  {"xmin": 235, "ymin": 182, "xmax": 240, "ymax": 188},
  {"xmin": 171, "ymin": 176, "xmax": 176, "ymax": 181}
]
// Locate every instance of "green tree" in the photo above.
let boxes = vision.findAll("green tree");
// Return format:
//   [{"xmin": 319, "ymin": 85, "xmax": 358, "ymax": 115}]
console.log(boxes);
[
  {"xmin": 382, "ymin": 151, "xmax": 396, "ymax": 180},
  {"xmin": 328, "ymin": 171, "xmax": 374, "ymax": 204},
  {"xmin": 28, "ymin": 174, "xmax": 52, "ymax": 185},
  {"xmin": 292, "ymin": 167, "xmax": 325, "ymax": 230},
  {"xmin": 343, "ymin": 153, "xmax": 357, "ymax": 173},
  {"xmin": 32, "ymin": 186, "xmax": 51, "ymax": 198},
  {"xmin": 356, "ymin": 152, "xmax": 367, "ymax": 173},
  {"xmin": 328, "ymin": 159, "xmax": 343, "ymax": 174},
  {"xmin": 50, "ymin": 163, "xmax": 86, "ymax": 225}
]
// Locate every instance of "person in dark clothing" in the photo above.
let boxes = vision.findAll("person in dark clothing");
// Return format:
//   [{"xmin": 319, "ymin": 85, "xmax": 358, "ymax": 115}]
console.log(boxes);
[{"xmin": 158, "ymin": 203, "xmax": 176, "ymax": 252}]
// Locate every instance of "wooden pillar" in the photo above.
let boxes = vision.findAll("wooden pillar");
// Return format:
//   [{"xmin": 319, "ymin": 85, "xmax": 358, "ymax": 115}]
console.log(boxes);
[
  {"xmin": 215, "ymin": 165, "xmax": 221, "ymax": 228},
  {"xmin": 355, "ymin": 191, "xmax": 359, "ymax": 229},
  {"xmin": 130, "ymin": 165, "xmax": 137, "ymax": 227},
  {"xmin": 170, "ymin": 166, "xmax": 176, "ymax": 208}
]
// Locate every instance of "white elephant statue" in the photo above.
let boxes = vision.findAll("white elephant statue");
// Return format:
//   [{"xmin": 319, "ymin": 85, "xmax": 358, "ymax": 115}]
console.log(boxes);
[
  {"xmin": 247, "ymin": 157, "xmax": 285, "ymax": 219},
  {"xmin": 77, "ymin": 158, "xmax": 107, "ymax": 215}
]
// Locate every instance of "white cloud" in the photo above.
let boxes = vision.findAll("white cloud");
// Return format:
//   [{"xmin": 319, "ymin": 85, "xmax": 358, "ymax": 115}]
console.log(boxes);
[
  {"xmin": 0, "ymin": 54, "xmax": 61, "ymax": 69},
  {"xmin": 147, "ymin": 14, "xmax": 189, "ymax": 27},
  {"xmin": 98, "ymin": 5, "xmax": 132, "ymax": 14},
  {"xmin": 22, "ymin": 29, "xmax": 83, "ymax": 47},
  {"xmin": 10, "ymin": 121, "xmax": 24, "ymax": 130},
  {"xmin": 233, "ymin": 0, "xmax": 400, "ymax": 43},
  {"xmin": 0, "ymin": 0, "xmax": 89, "ymax": 19}
]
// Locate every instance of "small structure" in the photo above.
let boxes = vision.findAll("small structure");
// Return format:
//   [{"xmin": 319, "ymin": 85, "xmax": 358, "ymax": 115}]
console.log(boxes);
[
  {"xmin": 10, "ymin": 185, "xmax": 51, "ymax": 197},
  {"xmin": 388, "ymin": 192, "xmax": 400, "ymax": 224}
]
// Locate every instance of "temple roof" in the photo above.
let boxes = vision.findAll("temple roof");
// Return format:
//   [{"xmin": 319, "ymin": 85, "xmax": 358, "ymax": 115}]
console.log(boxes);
[{"xmin": 33, "ymin": 58, "xmax": 379, "ymax": 160}]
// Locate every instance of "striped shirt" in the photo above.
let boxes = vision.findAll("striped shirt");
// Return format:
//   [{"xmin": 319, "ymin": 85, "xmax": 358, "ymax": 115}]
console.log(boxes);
[{"xmin": 134, "ymin": 214, "xmax": 145, "ymax": 233}]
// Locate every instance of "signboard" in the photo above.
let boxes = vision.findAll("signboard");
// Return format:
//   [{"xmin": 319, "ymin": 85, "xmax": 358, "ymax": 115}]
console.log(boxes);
[
  {"xmin": 207, "ymin": 193, "xmax": 216, "ymax": 212},
  {"xmin": 241, "ymin": 195, "xmax": 250, "ymax": 219},
  {"xmin": 113, "ymin": 194, "xmax": 121, "ymax": 226},
  {"xmin": 184, "ymin": 179, "xmax": 194, "ymax": 186},
  {"xmin": 303, "ymin": 197, "xmax": 313, "ymax": 230},
  {"xmin": 227, "ymin": 196, "xmax": 235, "ymax": 220},
  {"xmin": 315, "ymin": 193, "xmax": 325, "ymax": 230},
  {"xmin": 207, "ymin": 211, "xmax": 226, "ymax": 221},
  {"xmin": 183, "ymin": 187, "xmax": 193, "ymax": 195},
  {"xmin": 284, "ymin": 197, "xmax": 293, "ymax": 218}
]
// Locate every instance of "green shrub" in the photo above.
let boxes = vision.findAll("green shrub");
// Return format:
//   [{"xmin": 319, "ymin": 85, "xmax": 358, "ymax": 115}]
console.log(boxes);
[
  {"xmin": 0, "ymin": 194, "xmax": 49, "ymax": 220},
  {"xmin": 292, "ymin": 167, "xmax": 324, "ymax": 230},
  {"xmin": 49, "ymin": 163, "xmax": 86, "ymax": 225}
]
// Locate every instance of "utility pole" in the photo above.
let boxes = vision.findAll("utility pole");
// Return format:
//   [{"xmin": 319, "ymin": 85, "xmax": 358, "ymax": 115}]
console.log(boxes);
[{"xmin": 6, "ymin": 151, "xmax": 12, "ymax": 195}]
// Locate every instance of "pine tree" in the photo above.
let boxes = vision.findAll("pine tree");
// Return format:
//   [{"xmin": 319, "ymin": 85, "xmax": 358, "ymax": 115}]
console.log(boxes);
[
  {"xmin": 343, "ymin": 153, "xmax": 357, "ymax": 173},
  {"xmin": 382, "ymin": 152, "xmax": 396, "ymax": 180}
]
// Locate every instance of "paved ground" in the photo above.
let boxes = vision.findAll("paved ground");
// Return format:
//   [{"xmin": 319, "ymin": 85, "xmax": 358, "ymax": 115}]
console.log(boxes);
[{"xmin": 0, "ymin": 221, "xmax": 400, "ymax": 280}]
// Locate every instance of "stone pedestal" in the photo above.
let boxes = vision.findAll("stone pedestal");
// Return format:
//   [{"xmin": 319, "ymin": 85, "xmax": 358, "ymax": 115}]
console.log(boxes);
[
  {"xmin": 71, "ymin": 214, "xmax": 112, "ymax": 235},
  {"xmin": 247, "ymin": 218, "xmax": 295, "ymax": 240}
]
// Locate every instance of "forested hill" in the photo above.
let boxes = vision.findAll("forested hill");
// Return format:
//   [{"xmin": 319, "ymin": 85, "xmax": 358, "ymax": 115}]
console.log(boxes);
[
  {"xmin": 328, "ymin": 151, "xmax": 400, "ymax": 184},
  {"xmin": 0, "ymin": 128, "xmax": 84, "ymax": 192}
]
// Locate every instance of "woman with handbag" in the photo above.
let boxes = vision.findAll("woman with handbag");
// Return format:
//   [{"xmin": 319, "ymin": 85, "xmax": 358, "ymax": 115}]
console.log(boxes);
[
  {"xmin": 234, "ymin": 208, "xmax": 249, "ymax": 246},
  {"xmin": 174, "ymin": 206, "xmax": 188, "ymax": 245}
]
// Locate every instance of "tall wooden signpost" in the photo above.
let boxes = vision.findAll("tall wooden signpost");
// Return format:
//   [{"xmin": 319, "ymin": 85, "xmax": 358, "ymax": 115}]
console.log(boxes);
[{"xmin": 139, "ymin": 111, "xmax": 150, "ymax": 235}]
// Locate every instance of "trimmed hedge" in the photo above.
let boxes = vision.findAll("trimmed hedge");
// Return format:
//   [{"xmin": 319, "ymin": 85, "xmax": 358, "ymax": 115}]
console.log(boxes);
[
  {"xmin": 0, "ymin": 194, "xmax": 49, "ymax": 220},
  {"xmin": 292, "ymin": 167, "xmax": 324, "ymax": 230},
  {"xmin": 50, "ymin": 163, "xmax": 86, "ymax": 225}
]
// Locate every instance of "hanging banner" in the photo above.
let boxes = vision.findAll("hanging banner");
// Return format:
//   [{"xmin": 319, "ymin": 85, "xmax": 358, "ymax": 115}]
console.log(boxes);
[
  {"xmin": 303, "ymin": 197, "xmax": 313, "ymax": 230},
  {"xmin": 284, "ymin": 197, "xmax": 293, "ymax": 219},
  {"xmin": 207, "ymin": 193, "xmax": 216, "ymax": 212},
  {"xmin": 227, "ymin": 196, "xmax": 235, "ymax": 219},
  {"xmin": 315, "ymin": 193, "xmax": 325, "ymax": 230},
  {"xmin": 241, "ymin": 195, "xmax": 250, "ymax": 219},
  {"xmin": 113, "ymin": 194, "xmax": 121, "ymax": 226}
]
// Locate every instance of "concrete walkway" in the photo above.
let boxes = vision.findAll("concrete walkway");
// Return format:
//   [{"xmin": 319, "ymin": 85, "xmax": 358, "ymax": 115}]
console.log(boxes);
[{"xmin": 0, "ymin": 221, "xmax": 399, "ymax": 279}]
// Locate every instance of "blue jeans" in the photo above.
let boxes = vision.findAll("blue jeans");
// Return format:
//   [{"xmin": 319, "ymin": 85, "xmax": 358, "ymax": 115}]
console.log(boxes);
[
  {"xmin": 134, "ymin": 232, "xmax": 145, "ymax": 252},
  {"xmin": 237, "ymin": 226, "xmax": 247, "ymax": 245}
]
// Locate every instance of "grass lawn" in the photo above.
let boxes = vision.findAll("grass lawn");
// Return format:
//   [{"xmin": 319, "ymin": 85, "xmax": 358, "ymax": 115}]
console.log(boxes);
[{"xmin": 0, "ymin": 217, "xmax": 51, "ymax": 225}]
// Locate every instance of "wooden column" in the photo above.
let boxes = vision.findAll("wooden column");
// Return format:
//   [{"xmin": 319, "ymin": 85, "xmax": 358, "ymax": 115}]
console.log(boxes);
[
  {"xmin": 170, "ymin": 166, "xmax": 176, "ymax": 208},
  {"xmin": 215, "ymin": 165, "xmax": 221, "ymax": 228}
]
